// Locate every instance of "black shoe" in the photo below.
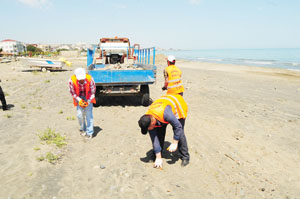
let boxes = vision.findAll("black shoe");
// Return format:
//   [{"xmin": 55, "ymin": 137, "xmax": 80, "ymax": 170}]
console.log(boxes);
[
  {"xmin": 181, "ymin": 159, "xmax": 189, "ymax": 167},
  {"xmin": 3, "ymin": 106, "xmax": 8, "ymax": 111}
]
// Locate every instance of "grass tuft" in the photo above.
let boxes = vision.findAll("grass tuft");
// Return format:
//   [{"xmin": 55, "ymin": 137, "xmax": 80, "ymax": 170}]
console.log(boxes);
[
  {"xmin": 4, "ymin": 114, "xmax": 12, "ymax": 118},
  {"xmin": 33, "ymin": 146, "xmax": 40, "ymax": 151},
  {"xmin": 36, "ymin": 105, "xmax": 42, "ymax": 110},
  {"xmin": 66, "ymin": 116, "xmax": 76, "ymax": 120},
  {"xmin": 36, "ymin": 155, "xmax": 45, "ymax": 161},
  {"xmin": 45, "ymin": 152, "xmax": 60, "ymax": 164},
  {"xmin": 38, "ymin": 128, "xmax": 67, "ymax": 148}
]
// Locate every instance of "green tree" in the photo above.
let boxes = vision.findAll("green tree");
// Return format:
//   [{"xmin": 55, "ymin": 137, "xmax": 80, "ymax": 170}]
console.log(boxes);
[{"xmin": 27, "ymin": 45, "xmax": 37, "ymax": 52}]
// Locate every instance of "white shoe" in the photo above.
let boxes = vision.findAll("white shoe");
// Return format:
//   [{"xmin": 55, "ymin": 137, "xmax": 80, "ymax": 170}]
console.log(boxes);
[
  {"xmin": 80, "ymin": 131, "xmax": 86, "ymax": 136},
  {"xmin": 85, "ymin": 134, "xmax": 93, "ymax": 140}
]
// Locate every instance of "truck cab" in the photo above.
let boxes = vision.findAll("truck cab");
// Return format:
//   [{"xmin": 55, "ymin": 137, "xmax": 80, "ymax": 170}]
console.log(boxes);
[{"xmin": 97, "ymin": 37, "xmax": 136, "ymax": 65}]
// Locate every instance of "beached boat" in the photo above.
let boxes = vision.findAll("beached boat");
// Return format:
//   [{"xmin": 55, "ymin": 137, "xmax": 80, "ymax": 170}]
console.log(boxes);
[{"xmin": 18, "ymin": 57, "xmax": 65, "ymax": 71}]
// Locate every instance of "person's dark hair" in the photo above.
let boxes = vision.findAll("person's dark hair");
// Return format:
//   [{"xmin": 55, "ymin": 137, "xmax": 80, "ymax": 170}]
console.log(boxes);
[
  {"xmin": 138, "ymin": 115, "xmax": 151, "ymax": 135},
  {"xmin": 168, "ymin": 60, "xmax": 176, "ymax": 65}
]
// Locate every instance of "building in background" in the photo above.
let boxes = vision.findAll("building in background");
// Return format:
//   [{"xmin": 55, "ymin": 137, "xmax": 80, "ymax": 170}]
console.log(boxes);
[
  {"xmin": 0, "ymin": 39, "xmax": 26, "ymax": 55},
  {"xmin": 37, "ymin": 44, "xmax": 52, "ymax": 52}
]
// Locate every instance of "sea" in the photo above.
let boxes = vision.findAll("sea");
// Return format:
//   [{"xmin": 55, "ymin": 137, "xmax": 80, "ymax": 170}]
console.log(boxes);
[{"xmin": 157, "ymin": 48, "xmax": 300, "ymax": 71}]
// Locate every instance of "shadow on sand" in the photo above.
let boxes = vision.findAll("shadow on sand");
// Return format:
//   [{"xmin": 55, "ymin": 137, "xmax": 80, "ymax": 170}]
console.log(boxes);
[
  {"xmin": 140, "ymin": 141, "xmax": 180, "ymax": 165},
  {"xmin": 92, "ymin": 126, "xmax": 103, "ymax": 138}
]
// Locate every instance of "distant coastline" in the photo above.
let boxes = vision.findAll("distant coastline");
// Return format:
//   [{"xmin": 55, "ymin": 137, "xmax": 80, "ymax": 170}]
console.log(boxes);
[{"xmin": 157, "ymin": 48, "xmax": 300, "ymax": 70}]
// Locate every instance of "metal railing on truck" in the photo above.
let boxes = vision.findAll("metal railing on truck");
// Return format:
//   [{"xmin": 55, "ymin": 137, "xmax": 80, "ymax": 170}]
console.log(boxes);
[
  {"xmin": 87, "ymin": 46, "xmax": 156, "ymax": 66},
  {"xmin": 133, "ymin": 47, "xmax": 156, "ymax": 66}
]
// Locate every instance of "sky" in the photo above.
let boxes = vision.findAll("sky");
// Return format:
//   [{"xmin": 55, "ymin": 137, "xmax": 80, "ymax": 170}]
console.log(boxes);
[{"xmin": 1, "ymin": 0, "xmax": 300, "ymax": 49}]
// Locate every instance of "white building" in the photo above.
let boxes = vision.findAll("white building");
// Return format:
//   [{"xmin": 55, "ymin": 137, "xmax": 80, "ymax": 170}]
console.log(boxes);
[{"xmin": 0, "ymin": 39, "xmax": 26, "ymax": 55}]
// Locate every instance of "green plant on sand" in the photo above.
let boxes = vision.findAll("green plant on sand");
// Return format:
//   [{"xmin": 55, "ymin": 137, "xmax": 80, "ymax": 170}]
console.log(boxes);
[{"xmin": 38, "ymin": 128, "xmax": 67, "ymax": 148}]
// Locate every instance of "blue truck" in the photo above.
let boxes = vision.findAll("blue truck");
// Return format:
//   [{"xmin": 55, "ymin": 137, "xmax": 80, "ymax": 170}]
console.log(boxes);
[{"xmin": 87, "ymin": 37, "xmax": 156, "ymax": 106}]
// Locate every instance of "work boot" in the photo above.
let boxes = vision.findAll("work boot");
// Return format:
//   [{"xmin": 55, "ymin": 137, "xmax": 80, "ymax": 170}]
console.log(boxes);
[
  {"xmin": 181, "ymin": 159, "xmax": 189, "ymax": 167},
  {"xmin": 2, "ymin": 105, "xmax": 8, "ymax": 111}
]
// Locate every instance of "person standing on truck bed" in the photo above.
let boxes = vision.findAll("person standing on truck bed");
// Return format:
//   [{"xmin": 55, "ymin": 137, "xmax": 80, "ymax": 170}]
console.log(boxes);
[
  {"xmin": 138, "ymin": 94, "xmax": 190, "ymax": 169},
  {"xmin": 162, "ymin": 55, "xmax": 184, "ymax": 96},
  {"xmin": 69, "ymin": 68, "xmax": 96, "ymax": 139}
]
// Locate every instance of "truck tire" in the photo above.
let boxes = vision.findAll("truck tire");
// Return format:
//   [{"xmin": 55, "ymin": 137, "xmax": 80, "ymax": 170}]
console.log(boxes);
[
  {"xmin": 140, "ymin": 85, "xmax": 150, "ymax": 106},
  {"xmin": 93, "ymin": 95, "xmax": 101, "ymax": 107},
  {"xmin": 93, "ymin": 90, "xmax": 103, "ymax": 107}
]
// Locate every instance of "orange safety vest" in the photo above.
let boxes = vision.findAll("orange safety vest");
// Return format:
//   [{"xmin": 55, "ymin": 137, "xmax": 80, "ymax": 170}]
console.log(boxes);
[
  {"xmin": 146, "ymin": 94, "xmax": 188, "ymax": 123},
  {"xmin": 71, "ymin": 74, "xmax": 96, "ymax": 106},
  {"xmin": 165, "ymin": 65, "xmax": 184, "ymax": 95}
]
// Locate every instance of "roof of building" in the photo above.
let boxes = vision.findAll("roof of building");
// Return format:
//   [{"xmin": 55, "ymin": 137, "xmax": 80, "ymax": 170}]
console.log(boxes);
[
  {"xmin": 0, "ymin": 52, "xmax": 13, "ymax": 55},
  {"xmin": 1, "ymin": 39, "xmax": 17, "ymax": 42}
]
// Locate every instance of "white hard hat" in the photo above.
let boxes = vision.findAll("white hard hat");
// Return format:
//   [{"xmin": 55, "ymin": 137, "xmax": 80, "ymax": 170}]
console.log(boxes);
[
  {"xmin": 74, "ymin": 68, "xmax": 86, "ymax": 80},
  {"xmin": 167, "ymin": 55, "xmax": 176, "ymax": 62}
]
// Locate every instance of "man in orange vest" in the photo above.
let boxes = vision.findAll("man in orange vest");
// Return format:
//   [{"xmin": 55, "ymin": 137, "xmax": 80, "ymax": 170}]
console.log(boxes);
[
  {"xmin": 69, "ymin": 68, "xmax": 96, "ymax": 139},
  {"xmin": 138, "ymin": 94, "xmax": 190, "ymax": 169},
  {"xmin": 162, "ymin": 55, "xmax": 184, "ymax": 96}
]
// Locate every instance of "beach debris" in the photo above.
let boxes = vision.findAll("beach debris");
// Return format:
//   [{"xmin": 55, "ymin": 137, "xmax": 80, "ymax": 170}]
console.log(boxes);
[
  {"xmin": 100, "ymin": 165, "xmax": 106, "ymax": 169},
  {"xmin": 224, "ymin": 154, "xmax": 240, "ymax": 165},
  {"xmin": 58, "ymin": 57, "xmax": 72, "ymax": 66},
  {"xmin": 259, "ymin": 188, "xmax": 265, "ymax": 192}
]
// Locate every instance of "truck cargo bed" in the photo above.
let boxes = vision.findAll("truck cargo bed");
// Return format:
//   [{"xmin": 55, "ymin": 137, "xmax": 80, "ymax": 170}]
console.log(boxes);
[{"xmin": 89, "ymin": 63, "xmax": 156, "ymax": 85}]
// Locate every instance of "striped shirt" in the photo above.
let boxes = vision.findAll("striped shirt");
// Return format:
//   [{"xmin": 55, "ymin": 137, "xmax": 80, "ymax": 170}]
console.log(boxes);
[{"xmin": 68, "ymin": 78, "xmax": 96, "ymax": 102}]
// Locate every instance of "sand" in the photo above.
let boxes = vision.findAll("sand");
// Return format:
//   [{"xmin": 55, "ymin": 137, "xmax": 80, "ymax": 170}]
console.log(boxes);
[{"xmin": 0, "ymin": 57, "xmax": 300, "ymax": 198}]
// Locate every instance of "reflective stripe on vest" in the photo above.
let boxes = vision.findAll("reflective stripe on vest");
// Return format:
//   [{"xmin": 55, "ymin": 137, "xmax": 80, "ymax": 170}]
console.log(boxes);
[
  {"xmin": 159, "ymin": 97, "xmax": 179, "ymax": 118},
  {"xmin": 167, "ymin": 94, "xmax": 186, "ymax": 118},
  {"xmin": 167, "ymin": 78, "xmax": 182, "ymax": 83},
  {"xmin": 146, "ymin": 94, "xmax": 187, "ymax": 123},
  {"xmin": 167, "ymin": 83, "xmax": 183, "ymax": 89}
]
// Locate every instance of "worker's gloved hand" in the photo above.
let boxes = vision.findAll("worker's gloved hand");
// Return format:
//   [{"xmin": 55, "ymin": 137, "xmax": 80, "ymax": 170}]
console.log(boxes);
[
  {"xmin": 79, "ymin": 99, "xmax": 88, "ymax": 108},
  {"xmin": 153, "ymin": 158, "xmax": 163, "ymax": 169},
  {"xmin": 161, "ymin": 86, "xmax": 167, "ymax": 91},
  {"xmin": 167, "ymin": 143, "xmax": 178, "ymax": 152}
]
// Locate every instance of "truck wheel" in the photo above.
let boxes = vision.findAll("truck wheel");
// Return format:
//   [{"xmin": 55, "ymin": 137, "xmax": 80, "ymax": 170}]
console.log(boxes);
[
  {"xmin": 141, "ymin": 93, "xmax": 149, "ymax": 106},
  {"xmin": 93, "ymin": 95, "xmax": 102, "ymax": 107},
  {"xmin": 140, "ymin": 85, "xmax": 150, "ymax": 106}
]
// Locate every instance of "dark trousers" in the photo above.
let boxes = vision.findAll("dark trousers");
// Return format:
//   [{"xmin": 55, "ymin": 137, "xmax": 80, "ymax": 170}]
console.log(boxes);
[
  {"xmin": 0, "ymin": 86, "xmax": 7, "ymax": 109},
  {"xmin": 157, "ymin": 118, "xmax": 190, "ymax": 160}
]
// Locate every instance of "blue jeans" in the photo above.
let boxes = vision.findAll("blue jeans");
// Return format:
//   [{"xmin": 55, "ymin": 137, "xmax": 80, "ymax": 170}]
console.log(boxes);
[{"xmin": 77, "ymin": 102, "xmax": 94, "ymax": 136}]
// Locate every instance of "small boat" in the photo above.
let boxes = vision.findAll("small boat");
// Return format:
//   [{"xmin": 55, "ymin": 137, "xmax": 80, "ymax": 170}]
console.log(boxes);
[
  {"xmin": 0, "ymin": 58, "xmax": 12, "ymax": 63},
  {"xmin": 18, "ymin": 57, "xmax": 65, "ymax": 71}
]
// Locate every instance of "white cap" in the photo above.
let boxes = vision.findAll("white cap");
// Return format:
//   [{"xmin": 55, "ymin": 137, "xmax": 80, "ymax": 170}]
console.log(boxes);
[
  {"xmin": 74, "ymin": 68, "xmax": 86, "ymax": 80},
  {"xmin": 167, "ymin": 55, "xmax": 176, "ymax": 62}
]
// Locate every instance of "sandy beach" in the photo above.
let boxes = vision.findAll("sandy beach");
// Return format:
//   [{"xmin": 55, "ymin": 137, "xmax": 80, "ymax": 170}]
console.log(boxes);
[{"xmin": 0, "ymin": 57, "xmax": 300, "ymax": 199}]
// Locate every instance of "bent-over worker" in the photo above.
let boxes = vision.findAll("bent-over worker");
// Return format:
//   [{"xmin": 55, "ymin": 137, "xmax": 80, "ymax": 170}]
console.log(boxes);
[
  {"xmin": 138, "ymin": 94, "xmax": 190, "ymax": 169},
  {"xmin": 69, "ymin": 68, "xmax": 96, "ymax": 139}
]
